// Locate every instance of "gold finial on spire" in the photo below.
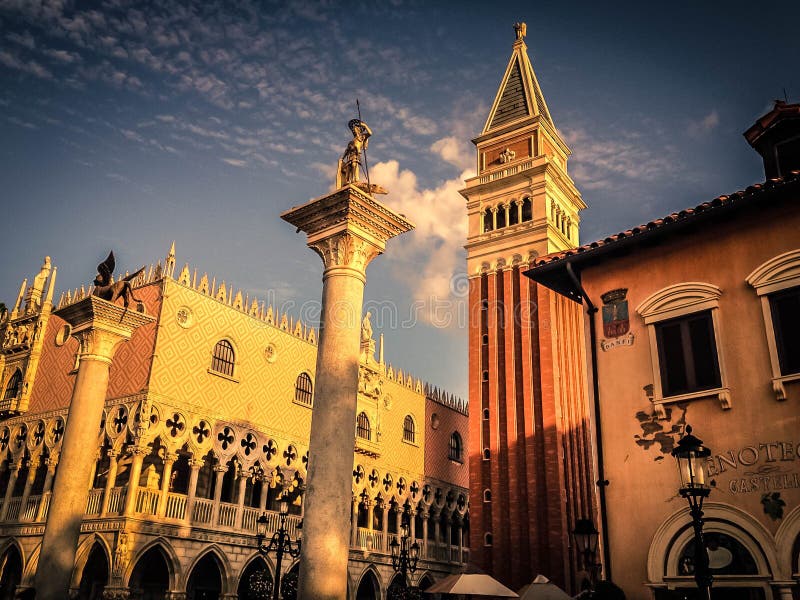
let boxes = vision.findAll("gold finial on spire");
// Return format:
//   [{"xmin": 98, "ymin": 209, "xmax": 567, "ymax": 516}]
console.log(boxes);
[{"xmin": 514, "ymin": 22, "xmax": 527, "ymax": 40}]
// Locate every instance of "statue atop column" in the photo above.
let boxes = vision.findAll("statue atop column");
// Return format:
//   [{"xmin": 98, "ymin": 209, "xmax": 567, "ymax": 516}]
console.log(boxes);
[
  {"xmin": 92, "ymin": 251, "xmax": 145, "ymax": 310},
  {"xmin": 336, "ymin": 119, "xmax": 387, "ymax": 194}
]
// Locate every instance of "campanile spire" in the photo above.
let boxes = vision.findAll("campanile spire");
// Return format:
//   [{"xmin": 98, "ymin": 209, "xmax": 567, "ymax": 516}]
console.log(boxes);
[{"xmin": 461, "ymin": 24, "xmax": 595, "ymax": 594}]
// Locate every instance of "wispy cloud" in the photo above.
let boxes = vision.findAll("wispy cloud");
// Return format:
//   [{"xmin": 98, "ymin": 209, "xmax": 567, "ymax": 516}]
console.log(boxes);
[
  {"xmin": 221, "ymin": 157, "xmax": 247, "ymax": 168},
  {"xmin": 688, "ymin": 109, "xmax": 720, "ymax": 138}
]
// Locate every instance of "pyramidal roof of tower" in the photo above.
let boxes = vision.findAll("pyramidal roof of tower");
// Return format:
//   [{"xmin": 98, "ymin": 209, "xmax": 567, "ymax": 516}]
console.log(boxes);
[{"xmin": 482, "ymin": 35, "xmax": 554, "ymax": 134}]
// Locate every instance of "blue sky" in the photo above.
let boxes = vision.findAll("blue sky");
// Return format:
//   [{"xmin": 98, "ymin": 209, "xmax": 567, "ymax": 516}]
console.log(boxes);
[{"xmin": 1, "ymin": 0, "xmax": 798, "ymax": 400}]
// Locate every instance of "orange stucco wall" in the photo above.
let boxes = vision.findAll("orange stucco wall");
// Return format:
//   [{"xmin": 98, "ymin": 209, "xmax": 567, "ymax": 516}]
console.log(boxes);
[{"xmin": 579, "ymin": 199, "xmax": 800, "ymax": 598}]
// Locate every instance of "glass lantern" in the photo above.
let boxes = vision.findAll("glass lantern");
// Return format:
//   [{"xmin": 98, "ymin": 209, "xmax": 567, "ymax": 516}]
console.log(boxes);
[
  {"xmin": 671, "ymin": 425, "xmax": 712, "ymax": 498},
  {"xmin": 572, "ymin": 518, "xmax": 599, "ymax": 555}
]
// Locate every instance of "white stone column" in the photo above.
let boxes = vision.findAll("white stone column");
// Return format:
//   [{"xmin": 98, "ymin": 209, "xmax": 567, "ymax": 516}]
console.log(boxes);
[
  {"xmin": 87, "ymin": 450, "xmax": 101, "ymax": 489},
  {"xmin": 122, "ymin": 447, "xmax": 146, "ymax": 516},
  {"xmin": 184, "ymin": 458, "xmax": 202, "ymax": 524},
  {"xmin": 420, "ymin": 510, "xmax": 429, "ymax": 558},
  {"xmin": 409, "ymin": 510, "xmax": 416, "ymax": 541},
  {"xmin": 282, "ymin": 184, "xmax": 412, "ymax": 600},
  {"xmin": 258, "ymin": 478, "xmax": 268, "ymax": 513},
  {"xmin": 350, "ymin": 496, "xmax": 359, "ymax": 548},
  {"xmin": 0, "ymin": 462, "xmax": 21, "ymax": 521},
  {"xmin": 35, "ymin": 296, "xmax": 153, "ymax": 600},
  {"xmin": 381, "ymin": 503, "xmax": 389, "ymax": 552},
  {"xmin": 235, "ymin": 470, "xmax": 248, "ymax": 529},
  {"xmin": 99, "ymin": 450, "xmax": 119, "ymax": 517},
  {"xmin": 211, "ymin": 465, "xmax": 227, "ymax": 526},
  {"xmin": 157, "ymin": 452, "xmax": 177, "ymax": 518},
  {"xmin": 37, "ymin": 456, "xmax": 58, "ymax": 522},
  {"xmin": 18, "ymin": 460, "xmax": 38, "ymax": 522}
]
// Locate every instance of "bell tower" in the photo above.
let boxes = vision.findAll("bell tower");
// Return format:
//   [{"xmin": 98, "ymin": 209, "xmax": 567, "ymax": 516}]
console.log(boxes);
[{"xmin": 461, "ymin": 23, "xmax": 595, "ymax": 593}]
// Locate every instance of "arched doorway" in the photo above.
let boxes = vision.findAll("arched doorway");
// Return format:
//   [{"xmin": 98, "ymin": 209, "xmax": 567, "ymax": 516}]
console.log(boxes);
[
  {"xmin": 237, "ymin": 557, "xmax": 272, "ymax": 600},
  {"xmin": 386, "ymin": 573, "xmax": 405, "ymax": 600},
  {"xmin": 187, "ymin": 553, "xmax": 223, "ymax": 600},
  {"xmin": 129, "ymin": 546, "xmax": 171, "ymax": 600},
  {"xmin": 279, "ymin": 563, "xmax": 299, "ymax": 600},
  {"xmin": 355, "ymin": 569, "xmax": 380, "ymax": 600},
  {"xmin": 78, "ymin": 543, "xmax": 109, "ymax": 600},
  {"xmin": 0, "ymin": 545, "xmax": 22, "ymax": 600}
]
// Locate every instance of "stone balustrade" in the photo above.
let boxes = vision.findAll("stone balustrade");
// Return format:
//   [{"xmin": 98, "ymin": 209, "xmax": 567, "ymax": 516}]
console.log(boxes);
[{"xmin": 0, "ymin": 485, "xmax": 469, "ymax": 565}]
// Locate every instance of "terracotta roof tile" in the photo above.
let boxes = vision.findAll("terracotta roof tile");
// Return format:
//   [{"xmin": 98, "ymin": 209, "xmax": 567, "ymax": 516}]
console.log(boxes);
[{"xmin": 533, "ymin": 170, "xmax": 800, "ymax": 267}]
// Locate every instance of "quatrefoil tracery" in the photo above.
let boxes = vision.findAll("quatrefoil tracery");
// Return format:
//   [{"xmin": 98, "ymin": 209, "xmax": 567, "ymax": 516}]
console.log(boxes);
[
  {"xmin": 217, "ymin": 427, "xmax": 235, "ymax": 451},
  {"xmin": 263, "ymin": 439, "xmax": 278, "ymax": 462},
  {"xmin": 193, "ymin": 421, "xmax": 210, "ymax": 445},
  {"xmin": 32, "ymin": 422, "xmax": 45, "ymax": 446},
  {"xmin": 368, "ymin": 469, "xmax": 379, "ymax": 488},
  {"xmin": 166, "ymin": 413, "xmax": 186, "ymax": 438},
  {"xmin": 353, "ymin": 465, "xmax": 365, "ymax": 484},
  {"xmin": 283, "ymin": 445, "xmax": 297, "ymax": 466},
  {"xmin": 241, "ymin": 433, "xmax": 257, "ymax": 456}
]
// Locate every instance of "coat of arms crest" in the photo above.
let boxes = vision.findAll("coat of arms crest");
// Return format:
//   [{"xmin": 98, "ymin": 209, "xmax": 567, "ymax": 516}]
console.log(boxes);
[{"xmin": 601, "ymin": 288, "xmax": 630, "ymax": 338}]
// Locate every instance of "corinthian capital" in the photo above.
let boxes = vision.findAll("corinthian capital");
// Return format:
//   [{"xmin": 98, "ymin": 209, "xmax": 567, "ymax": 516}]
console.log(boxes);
[{"xmin": 309, "ymin": 233, "xmax": 381, "ymax": 273}]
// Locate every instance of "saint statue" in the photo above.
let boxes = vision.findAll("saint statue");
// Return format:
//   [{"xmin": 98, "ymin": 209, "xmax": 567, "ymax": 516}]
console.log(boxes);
[
  {"xmin": 340, "ymin": 119, "xmax": 372, "ymax": 185},
  {"xmin": 361, "ymin": 311, "xmax": 373, "ymax": 343}
]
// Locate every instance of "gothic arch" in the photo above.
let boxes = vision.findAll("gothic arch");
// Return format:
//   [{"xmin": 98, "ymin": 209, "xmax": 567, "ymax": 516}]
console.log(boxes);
[
  {"xmin": 20, "ymin": 542, "xmax": 38, "ymax": 587},
  {"xmin": 70, "ymin": 533, "xmax": 113, "ymax": 588},
  {"xmin": 234, "ymin": 552, "xmax": 275, "ymax": 593},
  {"xmin": 0, "ymin": 539, "xmax": 23, "ymax": 599},
  {"xmin": 775, "ymin": 503, "xmax": 800, "ymax": 579},
  {"xmin": 0, "ymin": 538, "xmax": 25, "ymax": 580},
  {"xmin": 353, "ymin": 564, "xmax": 382, "ymax": 600},
  {"xmin": 124, "ymin": 537, "xmax": 181, "ymax": 590},
  {"xmin": 647, "ymin": 501, "xmax": 779, "ymax": 584},
  {"xmin": 183, "ymin": 544, "xmax": 233, "ymax": 595}
]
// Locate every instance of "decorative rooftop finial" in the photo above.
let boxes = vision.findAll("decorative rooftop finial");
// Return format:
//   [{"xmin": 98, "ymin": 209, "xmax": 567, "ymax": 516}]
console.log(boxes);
[
  {"xmin": 92, "ymin": 251, "xmax": 145, "ymax": 311},
  {"xmin": 514, "ymin": 22, "xmax": 527, "ymax": 40}
]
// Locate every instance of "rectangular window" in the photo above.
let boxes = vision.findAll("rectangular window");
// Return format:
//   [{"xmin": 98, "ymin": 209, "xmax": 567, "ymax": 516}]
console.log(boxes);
[
  {"xmin": 655, "ymin": 311, "xmax": 721, "ymax": 397},
  {"xmin": 770, "ymin": 286, "xmax": 800, "ymax": 375}
]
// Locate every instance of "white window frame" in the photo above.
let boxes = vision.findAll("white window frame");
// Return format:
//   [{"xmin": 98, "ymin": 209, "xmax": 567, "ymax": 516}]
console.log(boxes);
[
  {"xmin": 636, "ymin": 282, "xmax": 730, "ymax": 419},
  {"xmin": 745, "ymin": 248, "xmax": 800, "ymax": 401}
]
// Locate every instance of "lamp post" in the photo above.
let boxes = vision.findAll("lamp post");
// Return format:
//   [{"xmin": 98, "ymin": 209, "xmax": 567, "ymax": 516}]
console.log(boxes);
[
  {"xmin": 256, "ymin": 492, "xmax": 302, "ymax": 600},
  {"xmin": 572, "ymin": 518, "xmax": 601, "ymax": 595},
  {"xmin": 389, "ymin": 512, "xmax": 420, "ymax": 599},
  {"xmin": 671, "ymin": 425, "xmax": 713, "ymax": 600}
]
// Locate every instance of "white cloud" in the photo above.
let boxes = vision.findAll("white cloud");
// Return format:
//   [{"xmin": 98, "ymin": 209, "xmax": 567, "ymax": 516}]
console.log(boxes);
[
  {"xmin": 371, "ymin": 159, "xmax": 473, "ymax": 325},
  {"xmin": 0, "ymin": 50, "xmax": 53, "ymax": 79},
  {"xmin": 430, "ymin": 136, "xmax": 473, "ymax": 171},
  {"xmin": 688, "ymin": 109, "xmax": 720, "ymax": 137},
  {"xmin": 221, "ymin": 157, "xmax": 247, "ymax": 167}
]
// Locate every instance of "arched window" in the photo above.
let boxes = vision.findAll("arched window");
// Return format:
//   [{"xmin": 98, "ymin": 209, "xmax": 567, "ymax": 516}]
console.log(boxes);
[
  {"xmin": 448, "ymin": 432, "xmax": 463, "ymax": 462},
  {"xmin": 294, "ymin": 373, "xmax": 313, "ymax": 405},
  {"xmin": 482, "ymin": 208, "xmax": 493, "ymax": 232},
  {"xmin": 508, "ymin": 202, "xmax": 519, "ymax": 226},
  {"xmin": 403, "ymin": 415, "xmax": 415, "ymax": 443},
  {"xmin": 496, "ymin": 206, "xmax": 506, "ymax": 229},
  {"xmin": 211, "ymin": 340, "xmax": 235, "ymax": 376},
  {"xmin": 483, "ymin": 489, "xmax": 492, "ymax": 503},
  {"xmin": 356, "ymin": 412, "xmax": 371, "ymax": 440},
  {"xmin": 483, "ymin": 448, "xmax": 491, "ymax": 460},
  {"xmin": 521, "ymin": 197, "xmax": 533, "ymax": 222},
  {"xmin": 484, "ymin": 532, "xmax": 493, "ymax": 547},
  {"xmin": 482, "ymin": 408, "xmax": 490, "ymax": 421},
  {"xmin": 3, "ymin": 370, "xmax": 22, "ymax": 401}
]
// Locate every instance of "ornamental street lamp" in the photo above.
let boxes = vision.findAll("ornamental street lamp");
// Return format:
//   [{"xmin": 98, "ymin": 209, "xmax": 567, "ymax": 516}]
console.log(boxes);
[
  {"xmin": 389, "ymin": 511, "xmax": 420, "ymax": 597},
  {"xmin": 256, "ymin": 491, "xmax": 302, "ymax": 600},
  {"xmin": 572, "ymin": 518, "xmax": 601, "ymax": 595},
  {"xmin": 671, "ymin": 425, "xmax": 713, "ymax": 600}
]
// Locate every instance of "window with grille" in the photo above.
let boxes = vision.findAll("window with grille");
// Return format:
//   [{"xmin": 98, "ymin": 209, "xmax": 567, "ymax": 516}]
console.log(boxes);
[
  {"xmin": 449, "ymin": 432, "xmax": 463, "ymax": 462},
  {"xmin": 403, "ymin": 415, "xmax": 415, "ymax": 443},
  {"xmin": 294, "ymin": 373, "xmax": 313, "ymax": 405},
  {"xmin": 356, "ymin": 412, "xmax": 371, "ymax": 440},
  {"xmin": 211, "ymin": 340, "xmax": 235, "ymax": 376},
  {"xmin": 3, "ymin": 370, "xmax": 22, "ymax": 401}
]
